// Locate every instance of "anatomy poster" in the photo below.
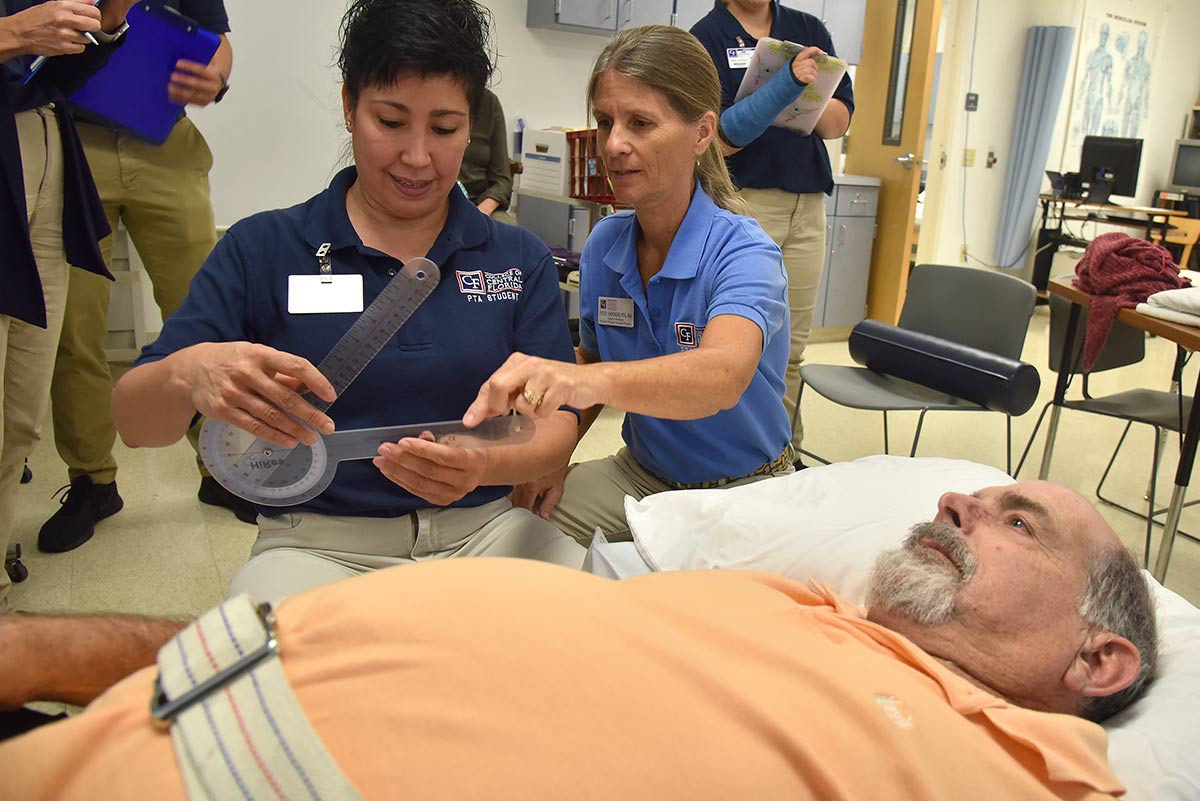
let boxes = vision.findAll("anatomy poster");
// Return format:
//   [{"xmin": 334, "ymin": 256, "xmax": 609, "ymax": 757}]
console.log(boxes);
[{"xmin": 1064, "ymin": 0, "xmax": 1161, "ymax": 168}]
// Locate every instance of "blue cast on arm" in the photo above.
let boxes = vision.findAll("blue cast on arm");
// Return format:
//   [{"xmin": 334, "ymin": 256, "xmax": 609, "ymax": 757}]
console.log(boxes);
[{"xmin": 719, "ymin": 57, "xmax": 806, "ymax": 148}]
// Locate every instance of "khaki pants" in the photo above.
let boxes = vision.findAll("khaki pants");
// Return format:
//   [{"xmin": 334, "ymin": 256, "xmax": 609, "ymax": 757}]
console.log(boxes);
[
  {"xmin": 740, "ymin": 187, "xmax": 827, "ymax": 450},
  {"xmin": 0, "ymin": 108, "xmax": 70, "ymax": 612},
  {"xmin": 551, "ymin": 447, "xmax": 793, "ymax": 546},
  {"xmin": 50, "ymin": 118, "xmax": 217, "ymax": 484},
  {"xmin": 226, "ymin": 498, "xmax": 586, "ymax": 602}
]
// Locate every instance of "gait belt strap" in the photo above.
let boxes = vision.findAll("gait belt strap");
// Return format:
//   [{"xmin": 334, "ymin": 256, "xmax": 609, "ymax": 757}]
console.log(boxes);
[{"xmin": 151, "ymin": 593, "xmax": 365, "ymax": 801}]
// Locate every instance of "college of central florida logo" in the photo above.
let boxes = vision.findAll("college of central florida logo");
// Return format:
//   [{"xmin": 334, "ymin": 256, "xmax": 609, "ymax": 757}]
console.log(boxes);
[
  {"xmin": 456, "ymin": 269, "xmax": 523, "ymax": 303},
  {"xmin": 675, "ymin": 322, "xmax": 705, "ymax": 349}
]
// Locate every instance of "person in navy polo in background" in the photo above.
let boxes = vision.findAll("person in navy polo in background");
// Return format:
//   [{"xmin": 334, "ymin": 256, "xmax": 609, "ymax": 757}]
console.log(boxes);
[
  {"xmin": 691, "ymin": 0, "xmax": 854, "ymax": 460},
  {"xmin": 0, "ymin": 0, "xmax": 138, "ymax": 613},
  {"xmin": 108, "ymin": 0, "xmax": 585, "ymax": 602}
]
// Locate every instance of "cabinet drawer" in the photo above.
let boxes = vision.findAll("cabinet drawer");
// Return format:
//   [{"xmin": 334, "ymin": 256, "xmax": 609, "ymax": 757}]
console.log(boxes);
[{"xmin": 834, "ymin": 186, "xmax": 878, "ymax": 217}]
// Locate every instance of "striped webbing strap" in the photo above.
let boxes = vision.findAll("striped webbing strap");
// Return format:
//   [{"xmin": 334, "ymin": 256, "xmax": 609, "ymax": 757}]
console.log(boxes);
[{"xmin": 151, "ymin": 593, "xmax": 364, "ymax": 801}]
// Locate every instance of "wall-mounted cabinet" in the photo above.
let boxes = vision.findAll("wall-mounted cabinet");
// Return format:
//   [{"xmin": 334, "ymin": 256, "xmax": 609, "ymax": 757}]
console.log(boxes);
[
  {"xmin": 670, "ymin": 0, "xmax": 864, "ymax": 65},
  {"xmin": 526, "ymin": 0, "xmax": 674, "ymax": 36}
]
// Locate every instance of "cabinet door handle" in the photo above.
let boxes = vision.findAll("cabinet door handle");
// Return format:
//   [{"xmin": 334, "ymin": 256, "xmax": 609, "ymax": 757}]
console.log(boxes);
[
  {"xmin": 838, "ymin": 224, "xmax": 847, "ymax": 247},
  {"xmin": 850, "ymin": 197, "xmax": 870, "ymax": 205},
  {"xmin": 624, "ymin": 0, "xmax": 634, "ymax": 25},
  {"xmin": 604, "ymin": 0, "xmax": 615, "ymax": 21}
]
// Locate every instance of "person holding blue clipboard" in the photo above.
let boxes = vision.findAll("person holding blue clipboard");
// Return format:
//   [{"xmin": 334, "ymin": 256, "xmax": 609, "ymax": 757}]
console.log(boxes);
[
  {"xmin": 36, "ymin": 0, "xmax": 239, "ymax": 554},
  {"xmin": 0, "ymin": 0, "xmax": 139, "ymax": 613}
]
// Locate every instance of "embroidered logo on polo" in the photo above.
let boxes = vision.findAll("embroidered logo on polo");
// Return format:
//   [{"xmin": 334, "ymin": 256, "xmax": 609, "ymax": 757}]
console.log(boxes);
[
  {"xmin": 456, "ymin": 269, "xmax": 523, "ymax": 303},
  {"xmin": 873, "ymin": 694, "xmax": 914, "ymax": 729},
  {"xmin": 675, "ymin": 322, "xmax": 705, "ymax": 349}
]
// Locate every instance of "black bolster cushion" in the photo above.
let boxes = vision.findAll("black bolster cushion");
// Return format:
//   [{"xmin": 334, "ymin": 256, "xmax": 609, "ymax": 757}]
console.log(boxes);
[{"xmin": 847, "ymin": 320, "xmax": 1040, "ymax": 416}]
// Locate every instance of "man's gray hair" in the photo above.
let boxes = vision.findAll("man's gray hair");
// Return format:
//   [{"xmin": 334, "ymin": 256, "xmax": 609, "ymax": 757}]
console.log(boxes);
[{"xmin": 1077, "ymin": 545, "xmax": 1158, "ymax": 722}]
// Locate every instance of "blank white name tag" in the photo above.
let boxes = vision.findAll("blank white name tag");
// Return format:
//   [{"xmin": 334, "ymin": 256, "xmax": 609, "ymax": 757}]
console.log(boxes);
[
  {"xmin": 598, "ymin": 296, "xmax": 635, "ymax": 328},
  {"xmin": 288, "ymin": 274, "xmax": 364, "ymax": 314}
]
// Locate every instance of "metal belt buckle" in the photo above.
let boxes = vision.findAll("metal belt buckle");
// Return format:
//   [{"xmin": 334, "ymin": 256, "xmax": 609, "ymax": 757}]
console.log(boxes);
[{"xmin": 150, "ymin": 602, "xmax": 279, "ymax": 723}]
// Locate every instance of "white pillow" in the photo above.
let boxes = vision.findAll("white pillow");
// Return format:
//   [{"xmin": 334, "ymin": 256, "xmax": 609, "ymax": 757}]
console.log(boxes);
[
  {"xmin": 623, "ymin": 455, "xmax": 1200, "ymax": 801},
  {"xmin": 627, "ymin": 454, "xmax": 1011, "ymax": 600}
]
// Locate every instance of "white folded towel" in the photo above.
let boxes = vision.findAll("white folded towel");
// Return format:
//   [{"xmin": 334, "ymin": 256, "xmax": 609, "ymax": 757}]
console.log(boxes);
[
  {"xmin": 1147, "ymin": 286, "xmax": 1200, "ymax": 315},
  {"xmin": 1136, "ymin": 302, "xmax": 1200, "ymax": 328}
]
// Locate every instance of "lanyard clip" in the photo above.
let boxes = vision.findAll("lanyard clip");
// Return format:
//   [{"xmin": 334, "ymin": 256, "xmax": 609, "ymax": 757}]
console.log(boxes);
[{"xmin": 316, "ymin": 242, "xmax": 333, "ymax": 283}]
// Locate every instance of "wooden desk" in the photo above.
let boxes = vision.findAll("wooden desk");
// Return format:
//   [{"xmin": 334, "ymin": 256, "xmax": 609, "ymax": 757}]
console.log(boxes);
[
  {"xmin": 1045, "ymin": 277, "xmax": 1200, "ymax": 582},
  {"xmin": 1032, "ymin": 197, "xmax": 1187, "ymax": 294}
]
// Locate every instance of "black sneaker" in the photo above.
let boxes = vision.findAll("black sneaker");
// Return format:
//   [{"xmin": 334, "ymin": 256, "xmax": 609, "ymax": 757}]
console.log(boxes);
[
  {"xmin": 198, "ymin": 477, "xmax": 258, "ymax": 525},
  {"xmin": 38, "ymin": 476, "xmax": 123, "ymax": 553},
  {"xmin": 20, "ymin": 460, "xmax": 31, "ymax": 484}
]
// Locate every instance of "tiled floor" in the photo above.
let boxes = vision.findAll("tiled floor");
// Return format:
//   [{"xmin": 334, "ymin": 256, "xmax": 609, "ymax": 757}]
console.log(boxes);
[{"xmin": 10, "ymin": 304, "xmax": 1200, "ymax": 616}]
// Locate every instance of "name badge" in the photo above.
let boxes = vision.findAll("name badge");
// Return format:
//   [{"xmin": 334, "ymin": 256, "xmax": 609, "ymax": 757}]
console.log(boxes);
[
  {"xmin": 726, "ymin": 47, "xmax": 755, "ymax": 69},
  {"xmin": 597, "ymin": 296, "xmax": 635, "ymax": 328},
  {"xmin": 287, "ymin": 274, "xmax": 364, "ymax": 314}
]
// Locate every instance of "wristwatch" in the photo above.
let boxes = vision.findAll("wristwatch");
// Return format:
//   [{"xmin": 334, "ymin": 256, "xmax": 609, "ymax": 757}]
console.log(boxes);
[{"xmin": 213, "ymin": 73, "xmax": 230, "ymax": 103}]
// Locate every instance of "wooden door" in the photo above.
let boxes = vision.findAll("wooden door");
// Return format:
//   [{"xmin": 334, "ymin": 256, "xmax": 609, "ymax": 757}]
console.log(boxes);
[{"xmin": 843, "ymin": 0, "xmax": 942, "ymax": 323}]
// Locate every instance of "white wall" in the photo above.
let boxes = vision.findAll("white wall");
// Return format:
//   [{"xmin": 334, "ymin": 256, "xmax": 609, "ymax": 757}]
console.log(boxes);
[
  {"xmin": 918, "ymin": 0, "xmax": 1200, "ymax": 274},
  {"xmin": 189, "ymin": 0, "xmax": 608, "ymax": 227}
]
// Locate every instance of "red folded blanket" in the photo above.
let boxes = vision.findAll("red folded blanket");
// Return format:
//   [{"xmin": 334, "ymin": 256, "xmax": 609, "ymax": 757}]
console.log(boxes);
[{"xmin": 1073, "ymin": 232, "xmax": 1186, "ymax": 370}]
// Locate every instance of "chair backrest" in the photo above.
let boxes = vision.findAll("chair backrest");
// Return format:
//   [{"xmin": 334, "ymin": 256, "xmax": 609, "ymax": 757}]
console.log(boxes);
[
  {"xmin": 1152, "ymin": 216, "xmax": 1200, "ymax": 247},
  {"xmin": 1151, "ymin": 217, "xmax": 1200, "ymax": 270},
  {"xmin": 1047, "ymin": 291, "xmax": 1145, "ymax": 374},
  {"xmin": 897, "ymin": 264, "xmax": 1037, "ymax": 359}
]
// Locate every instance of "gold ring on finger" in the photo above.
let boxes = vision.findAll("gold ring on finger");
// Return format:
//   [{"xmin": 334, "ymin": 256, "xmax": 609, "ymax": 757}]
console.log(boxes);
[{"xmin": 523, "ymin": 388, "xmax": 544, "ymax": 409}]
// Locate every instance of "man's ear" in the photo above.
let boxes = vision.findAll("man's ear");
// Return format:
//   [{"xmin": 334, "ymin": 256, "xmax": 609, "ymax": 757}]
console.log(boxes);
[{"xmin": 1063, "ymin": 631, "xmax": 1141, "ymax": 700}]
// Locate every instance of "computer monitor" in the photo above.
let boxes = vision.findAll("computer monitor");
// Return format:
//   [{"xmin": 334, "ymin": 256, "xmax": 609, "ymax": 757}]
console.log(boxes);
[
  {"xmin": 1079, "ymin": 136, "xmax": 1143, "ymax": 203},
  {"xmin": 1167, "ymin": 138, "xmax": 1200, "ymax": 195}
]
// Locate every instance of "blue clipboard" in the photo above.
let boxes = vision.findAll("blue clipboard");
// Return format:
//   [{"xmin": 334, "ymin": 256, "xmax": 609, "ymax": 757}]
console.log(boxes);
[{"xmin": 69, "ymin": 3, "xmax": 220, "ymax": 145}]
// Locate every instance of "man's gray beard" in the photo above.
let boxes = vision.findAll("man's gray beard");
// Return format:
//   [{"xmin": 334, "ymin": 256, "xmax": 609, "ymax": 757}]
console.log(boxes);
[{"xmin": 866, "ymin": 520, "xmax": 978, "ymax": 625}]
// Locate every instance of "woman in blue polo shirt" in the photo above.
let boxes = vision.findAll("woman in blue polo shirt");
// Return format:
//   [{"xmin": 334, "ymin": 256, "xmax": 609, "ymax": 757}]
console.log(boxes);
[
  {"xmin": 691, "ymin": 0, "xmax": 854, "ymax": 455},
  {"xmin": 465, "ymin": 25, "xmax": 793, "ymax": 545},
  {"xmin": 110, "ymin": 0, "xmax": 585, "ymax": 600}
]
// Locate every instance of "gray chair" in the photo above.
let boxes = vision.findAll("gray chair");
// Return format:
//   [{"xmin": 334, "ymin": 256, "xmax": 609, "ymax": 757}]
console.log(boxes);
[
  {"xmin": 1014, "ymin": 291, "xmax": 1194, "ymax": 565},
  {"xmin": 796, "ymin": 263, "xmax": 1037, "ymax": 472}
]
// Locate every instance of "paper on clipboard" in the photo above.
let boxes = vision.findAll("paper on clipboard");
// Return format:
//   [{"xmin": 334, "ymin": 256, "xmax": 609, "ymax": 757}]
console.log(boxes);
[
  {"xmin": 733, "ymin": 37, "xmax": 847, "ymax": 136},
  {"xmin": 68, "ymin": 2, "xmax": 220, "ymax": 145}
]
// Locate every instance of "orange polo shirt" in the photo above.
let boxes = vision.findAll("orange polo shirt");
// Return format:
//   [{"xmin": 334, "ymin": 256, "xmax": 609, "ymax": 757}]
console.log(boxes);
[{"xmin": 0, "ymin": 559, "xmax": 1124, "ymax": 800}]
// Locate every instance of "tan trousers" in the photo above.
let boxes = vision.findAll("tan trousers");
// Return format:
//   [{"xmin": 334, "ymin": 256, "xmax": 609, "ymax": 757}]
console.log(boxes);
[
  {"xmin": 50, "ymin": 118, "xmax": 217, "ymax": 484},
  {"xmin": 551, "ymin": 447, "xmax": 793, "ymax": 546},
  {"xmin": 739, "ymin": 187, "xmax": 827, "ymax": 450},
  {"xmin": 1, "ymin": 108, "xmax": 70, "ymax": 612},
  {"xmin": 226, "ymin": 498, "xmax": 586, "ymax": 602}
]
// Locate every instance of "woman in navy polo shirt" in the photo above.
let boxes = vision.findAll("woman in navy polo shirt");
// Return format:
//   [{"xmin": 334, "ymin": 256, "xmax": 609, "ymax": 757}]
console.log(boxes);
[
  {"xmin": 110, "ymin": 0, "xmax": 585, "ymax": 600},
  {"xmin": 691, "ymin": 0, "xmax": 854, "ymax": 455},
  {"xmin": 465, "ymin": 25, "xmax": 793, "ymax": 545}
]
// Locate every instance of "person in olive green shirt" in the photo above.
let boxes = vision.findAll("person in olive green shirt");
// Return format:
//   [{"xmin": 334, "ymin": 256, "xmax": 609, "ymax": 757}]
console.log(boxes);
[{"xmin": 458, "ymin": 87, "xmax": 511, "ymax": 216}]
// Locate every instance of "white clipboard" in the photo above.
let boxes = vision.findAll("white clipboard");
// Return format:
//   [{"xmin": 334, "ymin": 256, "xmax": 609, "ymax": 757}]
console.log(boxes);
[{"xmin": 733, "ymin": 37, "xmax": 847, "ymax": 136}]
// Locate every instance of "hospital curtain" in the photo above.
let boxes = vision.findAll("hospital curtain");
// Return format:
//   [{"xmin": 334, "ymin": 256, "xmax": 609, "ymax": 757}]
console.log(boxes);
[{"xmin": 993, "ymin": 26, "xmax": 1075, "ymax": 269}]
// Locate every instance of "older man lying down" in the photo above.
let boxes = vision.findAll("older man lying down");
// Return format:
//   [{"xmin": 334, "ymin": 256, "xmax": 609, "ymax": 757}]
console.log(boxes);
[{"xmin": 0, "ymin": 481, "xmax": 1157, "ymax": 800}]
